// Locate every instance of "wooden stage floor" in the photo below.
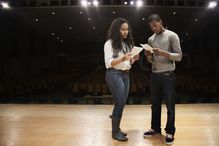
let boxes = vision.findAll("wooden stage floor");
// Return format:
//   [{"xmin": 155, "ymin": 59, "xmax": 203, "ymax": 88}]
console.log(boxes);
[{"xmin": 0, "ymin": 104, "xmax": 219, "ymax": 146}]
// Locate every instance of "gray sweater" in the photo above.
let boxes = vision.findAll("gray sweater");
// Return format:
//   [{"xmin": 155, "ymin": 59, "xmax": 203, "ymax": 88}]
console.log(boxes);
[{"xmin": 147, "ymin": 29, "xmax": 182, "ymax": 73}]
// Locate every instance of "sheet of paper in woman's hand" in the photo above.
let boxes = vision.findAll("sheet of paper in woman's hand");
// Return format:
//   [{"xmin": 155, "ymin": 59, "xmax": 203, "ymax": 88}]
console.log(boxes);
[
  {"xmin": 130, "ymin": 46, "xmax": 143, "ymax": 58},
  {"xmin": 140, "ymin": 44, "xmax": 154, "ymax": 53}
]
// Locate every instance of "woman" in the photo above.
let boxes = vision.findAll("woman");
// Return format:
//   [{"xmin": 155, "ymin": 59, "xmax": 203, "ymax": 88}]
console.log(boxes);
[{"xmin": 104, "ymin": 18, "xmax": 139, "ymax": 141}]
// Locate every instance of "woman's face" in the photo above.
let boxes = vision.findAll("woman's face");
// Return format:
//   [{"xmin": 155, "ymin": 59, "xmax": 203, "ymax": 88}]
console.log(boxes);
[{"xmin": 120, "ymin": 23, "xmax": 129, "ymax": 39}]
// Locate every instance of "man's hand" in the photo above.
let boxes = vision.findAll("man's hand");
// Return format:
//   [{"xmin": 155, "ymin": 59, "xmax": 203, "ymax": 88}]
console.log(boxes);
[
  {"xmin": 144, "ymin": 50, "xmax": 153, "ymax": 57},
  {"xmin": 153, "ymin": 48, "xmax": 170, "ymax": 58}
]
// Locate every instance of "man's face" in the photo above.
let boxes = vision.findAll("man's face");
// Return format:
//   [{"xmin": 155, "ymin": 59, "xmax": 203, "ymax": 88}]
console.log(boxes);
[{"xmin": 149, "ymin": 20, "xmax": 162, "ymax": 34}]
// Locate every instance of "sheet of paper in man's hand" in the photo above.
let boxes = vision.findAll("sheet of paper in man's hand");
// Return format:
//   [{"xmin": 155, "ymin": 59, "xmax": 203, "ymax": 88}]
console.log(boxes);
[
  {"xmin": 130, "ymin": 46, "xmax": 143, "ymax": 58},
  {"xmin": 140, "ymin": 44, "xmax": 154, "ymax": 53}
]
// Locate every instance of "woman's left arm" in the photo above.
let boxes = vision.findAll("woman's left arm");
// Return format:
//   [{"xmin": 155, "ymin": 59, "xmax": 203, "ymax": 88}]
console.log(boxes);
[{"xmin": 130, "ymin": 54, "xmax": 140, "ymax": 64}]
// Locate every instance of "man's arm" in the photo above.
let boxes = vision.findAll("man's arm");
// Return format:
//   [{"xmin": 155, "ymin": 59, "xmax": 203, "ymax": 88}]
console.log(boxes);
[{"xmin": 153, "ymin": 33, "xmax": 182, "ymax": 62}]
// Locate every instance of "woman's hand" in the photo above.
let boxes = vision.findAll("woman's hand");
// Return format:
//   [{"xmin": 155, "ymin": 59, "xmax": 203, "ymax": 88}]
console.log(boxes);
[
  {"xmin": 121, "ymin": 53, "xmax": 132, "ymax": 61},
  {"xmin": 133, "ymin": 54, "xmax": 139, "ymax": 60}
]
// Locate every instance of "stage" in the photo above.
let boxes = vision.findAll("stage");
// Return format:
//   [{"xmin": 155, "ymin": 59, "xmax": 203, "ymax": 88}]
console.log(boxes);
[{"xmin": 0, "ymin": 104, "xmax": 219, "ymax": 146}]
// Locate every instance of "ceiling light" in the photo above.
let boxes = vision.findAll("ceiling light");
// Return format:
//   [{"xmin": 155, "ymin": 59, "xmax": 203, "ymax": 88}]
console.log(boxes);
[
  {"xmin": 81, "ymin": 0, "xmax": 88, "ymax": 7},
  {"xmin": 124, "ymin": 1, "xmax": 128, "ymax": 5},
  {"xmin": 93, "ymin": 0, "xmax": 99, "ymax": 6},
  {"xmin": 1, "ymin": 2, "xmax": 10, "ymax": 9},
  {"xmin": 208, "ymin": 1, "xmax": 217, "ymax": 9},
  {"xmin": 130, "ymin": 1, "xmax": 134, "ymax": 5},
  {"xmin": 136, "ymin": 0, "xmax": 143, "ymax": 7}
]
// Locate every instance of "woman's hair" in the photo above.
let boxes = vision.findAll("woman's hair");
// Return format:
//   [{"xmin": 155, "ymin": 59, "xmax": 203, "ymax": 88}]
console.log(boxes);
[{"xmin": 107, "ymin": 18, "xmax": 134, "ymax": 57}]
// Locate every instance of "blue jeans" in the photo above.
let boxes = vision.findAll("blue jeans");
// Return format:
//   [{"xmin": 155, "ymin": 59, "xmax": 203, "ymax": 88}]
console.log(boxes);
[
  {"xmin": 106, "ymin": 68, "xmax": 130, "ymax": 118},
  {"xmin": 150, "ymin": 72, "xmax": 176, "ymax": 135}
]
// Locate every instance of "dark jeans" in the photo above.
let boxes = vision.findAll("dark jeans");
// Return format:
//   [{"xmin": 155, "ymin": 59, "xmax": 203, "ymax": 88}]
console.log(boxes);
[
  {"xmin": 106, "ymin": 68, "xmax": 130, "ymax": 118},
  {"xmin": 150, "ymin": 72, "xmax": 176, "ymax": 135}
]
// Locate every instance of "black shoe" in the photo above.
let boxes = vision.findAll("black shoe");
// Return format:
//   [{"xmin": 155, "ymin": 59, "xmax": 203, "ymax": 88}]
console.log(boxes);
[
  {"xmin": 119, "ymin": 128, "xmax": 127, "ymax": 136},
  {"xmin": 165, "ymin": 134, "xmax": 174, "ymax": 145},
  {"xmin": 143, "ymin": 129, "xmax": 161, "ymax": 138},
  {"xmin": 109, "ymin": 115, "xmax": 127, "ymax": 136},
  {"xmin": 112, "ymin": 132, "xmax": 128, "ymax": 141}
]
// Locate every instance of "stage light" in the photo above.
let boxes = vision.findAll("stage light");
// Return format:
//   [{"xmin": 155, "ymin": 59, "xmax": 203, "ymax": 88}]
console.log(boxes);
[
  {"xmin": 51, "ymin": 32, "xmax": 55, "ymax": 36},
  {"xmin": 208, "ymin": 1, "xmax": 217, "ymax": 9},
  {"xmin": 52, "ymin": 12, "xmax": 55, "ymax": 15},
  {"xmin": 124, "ymin": 1, "xmax": 128, "ymax": 5},
  {"xmin": 81, "ymin": 0, "xmax": 88, "ymax": 7},
  {"xmin": 69, "ymin": 26, "xmax": 72, "ymax": 30},
  {"xmin": 35, "ymin": 18, "xmax": 39, "ymax": 22},
  {"xmin": 88, "ymin": 1, "xmax": 91, "ymax": 5},
  {"xmin": 1, "ymin": 2, "xmax": 10, "ymax": 9},
  {"xmin": 93, "ymin": 0, "xmax": 99, "ymax": 6},
  {"xmin": 195, "ymin": 18, "xmax": 198, "ymax": 22},
  {"xmin": 173, "ymin": 11, "xmax": 176, "ymax": 15},
  {"xmin": 142, "ymin": 17, "xmax": 145, "ymax": 21},
  {"xmin": 136, "ymin": 0, "xmax": 143, "ymax": 7},
  {"xmin": 130, "ymin": 1, "xmax": 134, "ymax": 5},
  {"xmin": 88, "ymin": 17, "xmax": 91, "ymax": 21},
  {"xmin": 112, "ymin": 11, "xmax": 116, "ymax": 14}
]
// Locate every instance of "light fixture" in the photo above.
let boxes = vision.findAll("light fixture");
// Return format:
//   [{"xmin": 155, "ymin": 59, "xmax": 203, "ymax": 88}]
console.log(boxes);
[
  {"xmin": 51, "ymin": 32, "xmax": 55, "ymax": 36},
  {"xmin": 52, "ymin": 12, "xmax": 55, "ymax": 15},
  {"xmin": 208, "ymin": 1, "xmax": 217, "ymax": 9},
  {"xmin": 1, "ymin": 2, "xmax": 10, "ymax": 9},
  {"xmin": 130, "ymin": 1, "xmax": 134, "ymax": 5},
  {"xmin": 195, "ymin": 18, "xmax": 198, "ymax": 22},
  {"xmin": 81, "ymin": 0, "xmax": 88, "ymax": 7},
  {"xmin": 173, "ymin": 11, "xmax": 176, "ymax": 15},
  {"xmin": 80, "ymin": 11, "xmax": 83, "ymax": 14},
  {"xmin": 93, "ymin": 0, "xmax": 99, "ymax": 6},
  {"xmin": 124, "ymin": 1, "xmax": 128, "ymax": 5},
  {"xmin": 88, "ymin": 17, "xmax": 91, "ymax": 20},
  {"xmin": 35, "ymin": 18, "xmax": 39, "ymax": 22},
  {"xmin": 88, "ymin": 1, "xmax": 91, "ymax": 5},
  {"xmin": 136, "ymin": 0, "xmax": 143, "ymax": 7},
  {"xmin": 142, "ymin": 17, "xmax": 145, "ymax": 21},
  {"xmin": 186, "ymin": 33, "xmax": 189, "ymax": 36},
  {"xmin": 60, "ymin": 40, "xmax": 63, "ymax": 43},
  {"xmin": 112, "ymin": 11, "xmax": 116, "ymax": 14},
  {"xmin": 92, "ymin": 26, "xmax": 96, "ymax": 29},
  {"xmin": 69, "ymin": 26, "xmax": 72, "ymax": 30},
  {"xmin": 57, "ymin": 37, "xmax": 60, "ymax": 39}
]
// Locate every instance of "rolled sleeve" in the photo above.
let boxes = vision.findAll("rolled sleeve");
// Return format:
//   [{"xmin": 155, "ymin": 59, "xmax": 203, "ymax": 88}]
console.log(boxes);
[
  {"xmin": 104, "ymin": 40, "xmax": 114, "ymax": 68},
  {"xmin": 169, "ymin": 33, "xmax": 182, "ymax": 62}
]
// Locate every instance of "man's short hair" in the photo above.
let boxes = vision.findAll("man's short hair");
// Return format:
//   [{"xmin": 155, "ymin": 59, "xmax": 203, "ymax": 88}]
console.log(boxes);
[{"xmin": 148, "ymin": 14, "xmax": 161, "ymax": 23}]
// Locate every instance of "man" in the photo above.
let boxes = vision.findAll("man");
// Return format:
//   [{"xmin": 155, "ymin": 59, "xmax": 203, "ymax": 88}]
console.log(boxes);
[{"xmin": 143, "ymin": 14, "xmax": 182, "ymax": 145}]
